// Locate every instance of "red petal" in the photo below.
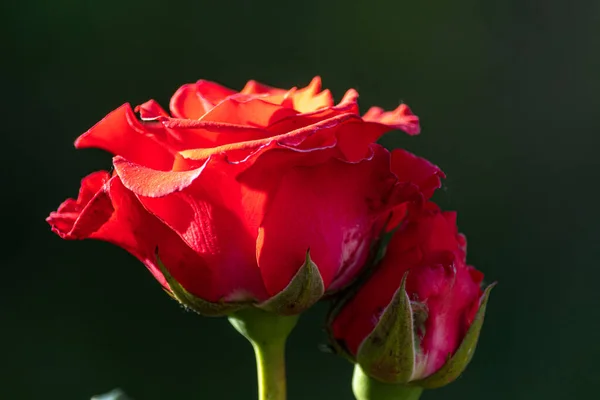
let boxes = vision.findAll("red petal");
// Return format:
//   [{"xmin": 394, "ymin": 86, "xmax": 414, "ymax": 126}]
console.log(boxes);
[
  {"xmin": 46, "ymin": 171, "xmax": 113, "ymax": 239},
  {"xmin": 47, "ymin": 173, "xmax": 168, "ymax": 290},
  {"xmin": 240, "ymin": 76, "xmax": 333, "ymax": 113},
  {"xmin": 75, "ymin": 104, "xmax": 174, "ymax": 171},
  {"xmin": 169, "ymin": 80, "xmax": 237, "ymax": 119},
  {"xmin": 200, "ymin": 94, "xmax": 298, "ymax": 127},
  {"xmin": 385, "ymin": 150, "xmax": 445, "ymax": 230},
  {"xmin": 363, "ymin": 103, "xmax": 421, "ymax": 135},
  {"xmin": 48, "ymin": 169, "xmax": 265, "ymax": 301},
  {"xmin": 113, "ymin": 156, "xmax": 207, "ymax": 197},
  {"xmin": 288, "ymin": 76, "xmax": 334, "ymax": 112},
  {"xmin": 159, "ymin": 119, "xmax": 272, "ymax": 156},
  {"xmin": 415, "ymin": 263, "xmax": 482, "ymax": 377},
  {"xmin": 114, "ymin": 157, "xmax": 268, "ymax": 301},
  {"xmin": 96, "ymin": 178, "xmax": 234, "ymax": 299},
  {"xmin": 135, "ymin": 99, "xmax": 169, "ymax": 120},
  {"xmin": 391, "ymin": 149, "xmax": 444, "ymax": 200},
  {"xmin": 255, "ymin": 145, "xmax": 411, "ymax": 296},
  {"xmin": 175, "ymin": 114, "xmax": 362, "ymax": 171},
  {"xmin": 241, "ymin": 79, "xmax": 287, "ymax": 96}
]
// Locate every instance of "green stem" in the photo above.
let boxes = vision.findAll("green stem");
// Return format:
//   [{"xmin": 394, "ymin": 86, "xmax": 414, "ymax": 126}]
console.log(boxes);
[
  {"xmin": 229, "ymin": 308, "xmax": 299, "ymax": 400},
  {"xmin": 252, "ymin": 336, "xmax": 287, "ymax": 400},
  {"xmin": 353, "ymin": 365, "xmax": 423, "ymax": 400}
]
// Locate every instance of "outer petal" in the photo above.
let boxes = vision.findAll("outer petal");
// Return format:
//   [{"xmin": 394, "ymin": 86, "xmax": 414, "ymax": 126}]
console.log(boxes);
[
  {"xmin": 75, "ymin": 104, "xmax": 174, "ymax": 171},
  {"xmin": 363, "ymin": 103, "xmax": 421, "ymax": 135},
  {"xmin": 47, "ymin": 170, "xmax": 263, "ymax": 302},
  {"xmin": 47, "ymin": 171, "xmax": 114, "ymax": 239},
  {"xmin": 255, "ymin": 145, "xmax": 415, "ymax": 296},
  {"xmin": 113, "ymin": 157, "xmax": 268, "ymax": 302},
  {"xmin": 391, "ymin": 149, "xmax": 444, "ymax": 200},
  {"xmin": 47, "ymin": 172, "xmax": 170, "ymax": 290}
]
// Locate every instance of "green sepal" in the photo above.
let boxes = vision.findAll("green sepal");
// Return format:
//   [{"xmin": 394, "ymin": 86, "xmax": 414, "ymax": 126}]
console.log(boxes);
[
  {"xmin": 357, "ymin": 273, "xmax": 416, "ymax": 384},
  {"xmin": 258, "ymin": 250, "xmax": 325, "ymax": 316},
  {"xmin": 156, "ymin": 256, "xmax": 248, "ymax": 317},
  {"xmin": 414, "ymin": 283, "xmax": 496, "ymax": 389}
]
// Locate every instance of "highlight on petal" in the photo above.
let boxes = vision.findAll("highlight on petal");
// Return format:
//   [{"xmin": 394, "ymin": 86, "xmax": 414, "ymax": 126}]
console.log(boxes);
[
  {"xmin": 75, "ymin": 103, "xmax": 174, "ymax": 171},
  {"xmin": 113, "ymin": 156, "xmax": 207, "ymax": 198},
  {"xmin": 241, "ymin": 76, "xmax": 334, "ymax": 113},
  {"xmin": 363, "ymin": 103, "xmax": 421, "ymax": 135},
  {"xmin": 288, "ymin": 76, "xmax": 334, "ymax": 113}
]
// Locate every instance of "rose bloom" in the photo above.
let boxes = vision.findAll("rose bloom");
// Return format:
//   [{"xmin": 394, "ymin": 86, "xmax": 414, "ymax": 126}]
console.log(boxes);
[
  {"xmin": 47, "ymin": 77, "xmax": 443, "ymax": 310},
  {"xmin": 331, "ymin": 202, "xmax": 485, "ymax": 380}
]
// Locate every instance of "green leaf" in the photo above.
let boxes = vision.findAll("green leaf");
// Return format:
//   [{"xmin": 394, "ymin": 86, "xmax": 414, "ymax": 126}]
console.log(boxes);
[
  {"xmin": 415, "ymin": 283, "xmax": 496, "ymax": 389},
  {"xmin": 258, "ymin": 250, "xmax": 325, "ymax": 316},
  {"xmin": 357, "ymin": 273, "xmax": 415, "ymax": 384}
]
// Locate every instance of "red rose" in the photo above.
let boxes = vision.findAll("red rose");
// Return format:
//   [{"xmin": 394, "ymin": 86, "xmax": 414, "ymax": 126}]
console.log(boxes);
[
  {"xmin": 47, "ymin": 77, "xmax": 442, "ymax": 315},
  {"xmin": 331, "ymin": 202, "xmax": 488, "ymax": 384}
]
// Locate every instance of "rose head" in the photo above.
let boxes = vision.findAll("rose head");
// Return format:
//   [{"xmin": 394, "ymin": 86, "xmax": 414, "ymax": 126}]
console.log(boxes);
[
  {"xmin": 47, "ymin": 77, "xmax": 443, "ymax": 316},
  {"xmin": 330, "ymin": 202, "xmax": 492, "ymax": 388}
]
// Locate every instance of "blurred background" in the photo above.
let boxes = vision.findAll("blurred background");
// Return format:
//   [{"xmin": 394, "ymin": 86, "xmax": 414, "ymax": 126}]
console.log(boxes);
[{"xmin": 4, "ymin": 0, "xmax": 600, "ymax": 399}]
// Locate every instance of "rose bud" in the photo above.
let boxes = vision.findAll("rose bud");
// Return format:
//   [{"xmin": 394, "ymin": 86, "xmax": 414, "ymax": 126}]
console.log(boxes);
[
  {"xmin": 329, "ymin": 202, "xmax": 493, "ymax": 392},
  {"xmin": 47, "ymin": 77, "xmax": 443, "ymax": 316}
]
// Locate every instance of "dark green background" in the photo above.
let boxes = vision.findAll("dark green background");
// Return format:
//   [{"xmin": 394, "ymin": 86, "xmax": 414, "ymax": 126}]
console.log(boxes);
[{"xmin": 4, "ymin": 0, "xmax": 600, "ymax": 399}]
